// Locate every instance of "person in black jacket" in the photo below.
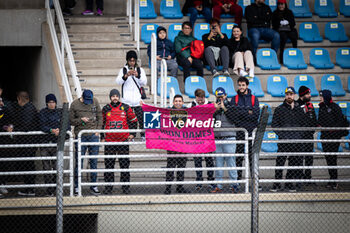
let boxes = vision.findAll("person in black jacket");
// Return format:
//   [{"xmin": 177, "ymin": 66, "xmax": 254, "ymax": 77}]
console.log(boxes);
[
  {"xmin": 202, "ymin": 18, "xmax": 230, "ymax": 77},
  {"xmin": 182, "ymin": 0, "xmax": 212, "ymax": 27},
  {"xmin": 318, "ymin": 90, "xmax": 348, "ymax": 190},
  {"xmin": 270, "ymin": 87, "xmax": 307, "ymax": 192},
  {"xmin": 272, "ymin": 0, "xmax": 298, "ymax": 63},
  {"xmin": 245, "ymin": 0, "xmax": 280, "ymax": 61}
]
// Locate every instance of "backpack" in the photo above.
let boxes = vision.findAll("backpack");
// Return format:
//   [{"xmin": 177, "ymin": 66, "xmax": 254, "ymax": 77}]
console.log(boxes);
[
  {"xmin": 234, "ymin": 95, "xmax": 256, "ymax": 106},
  {"xmin": 181, "ymin": 40, "xmax": 205, "ymax": 59}
]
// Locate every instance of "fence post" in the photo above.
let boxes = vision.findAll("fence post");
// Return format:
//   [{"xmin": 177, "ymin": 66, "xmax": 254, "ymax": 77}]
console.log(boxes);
[
  {"xmin": 56, "ymin": 103, "xmax": 70, "ymax": 233},
  {"xmin": 251, "ymin": 106, "xmax": 269, "ymax": 233}
]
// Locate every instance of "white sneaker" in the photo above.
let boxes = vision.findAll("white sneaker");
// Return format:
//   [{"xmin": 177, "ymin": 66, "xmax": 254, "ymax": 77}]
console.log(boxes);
[
  {"xmin": 249, "ymin": 70, "xmax": 254, "ymax": 78},
  {"xmin": 0, "ymin": 186, "xmax": 8, "ymax": 194},
  {"xmin": 141, "ymin": 136, "xmax": 146, "ymax": 142},
  {"xmin": 90, "ymin": 186, "xmax": 100, "ymax": 195},
  {"xmin": 0, "ymin": 193, "xmax": 4, "ymax": 199},
  {"xmin": 239, "ymin": 69, "xmax": 248, "ymax": 77}
]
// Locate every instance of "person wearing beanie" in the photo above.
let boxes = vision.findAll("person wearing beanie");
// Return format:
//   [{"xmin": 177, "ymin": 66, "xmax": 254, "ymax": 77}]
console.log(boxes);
[
  {"xmin": 318, "ymin": 89, "xmax": 349, "ymax": 190},
  {"xmin": 116, "ymin": 50, "xmax": 147, "ymax": 139},
  {"xmin": 147, "ymin": 26, "xmax": 178, "ymax": 78},
  {"xmin": 296, "ymin": 86, "xmax": 318, "ymax": 183},
  {"xmin": 101, "ymin": 89, "xmax": 138, "ymax": 195}
]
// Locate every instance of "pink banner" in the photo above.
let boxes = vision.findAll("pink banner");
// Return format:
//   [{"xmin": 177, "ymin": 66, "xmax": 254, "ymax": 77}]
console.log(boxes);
[{"xmin": 142, "ymin": 103, "xmax": 217, "ymax": 153}]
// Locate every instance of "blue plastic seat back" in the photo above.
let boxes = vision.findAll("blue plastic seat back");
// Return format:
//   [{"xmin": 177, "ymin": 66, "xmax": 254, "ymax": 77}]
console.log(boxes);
[
  {"xmin": 294, "ymin": 75, "xmax": 318, "ymax": 97},
  {"xmin": 247, "ymin": 76, "xmax": 265, "ymax": 97},
  {"xmin": 289, "ymin": 0, "xmax": 312, "ymax": 17},
  {"xmin": 309, "ymin": 48, "xmax": 334, "ymax": 69},
  {"xmin": 317, "ymin": 132, "xmax": 343, "ymax": 151},
  {"xmin": 340, "ymin": 0, "xmax": 350, "ymax": 17},
  {"xmin": 259, "ymin": 103, "xmax": 273, "ymax": 125},
  {"xmin": 239, "ymin": 0, "xmax": 254, "ymax": 15},
  {"xmin": 157, "ymin": 76, "xmax": 182, "ymax": 98},
  {"xmin": 267, "ymin": 75, "xmax": 288, "ymax": 97},
  {"xmin": 194, "ymin": 23, "xmax": 210, "ymax": 40},
  {"xmin": 348, "ymin": 76, "xmax": 350, "ymax": 92},
  {"xmin": 257, "ymin": 48, "xmax": 281, "ymax": 70},
  {"xmin": 212, "ymin": 75, "xmax": 237, "ymax": 98},
  {"xmin": 345, "ymin": 134, "xmax": 350, "ymax": 150},
  {"xmin": 266, "ymin": 0, "xmax": 277, "ymax": 12},
  {"xmin": 160, "ymin": 0, "xmax": 183, "ymax": 19},
  {"xmin": 311, "ymin": 102, "xmax": 320, "ymax": 118},
  {"xmin": 262, "ymin": 131, "xmax": 278, "ymax": 152},
  {"xmin": 314, "ymin": 0, "xmax": 337, "ymax": 17},
  {"xmin": 168, "ymin": 23, "xmax": 182, "ymax": 43},
  {"xmin": 221, "ymin": 23, "xmax": 237, "ymax": 39},
  {"xmin": 321, "ymin": 74, "xmax": 346, "ymax": 96},
  {"xmin": 337, "ymin": 102, "xmax": 348, "ymax": 116},
  {"xmin": 336, "ymin": 47, "xmax": 350, "ymax": 68},
  {"xmin": 299, "ymin": 23, "xmax": 323, "ymax": 42},
  {"xmin": 139, "ymin": 0, "xmax": 157, "ymax": 19},
  {"xmin": 141, "ymin": 23, "xmax": 159, "ymax": 44},
  {"xmin": 325, "ymin": 22, "xmax": 349, "ymax": 42},
  {"xmin": 283, "ymin": 48, "xmax": 307, "ymax": 69},
  {"xmin": 185, "ymin": 76, "xmax": 210, "ymax": 98}
]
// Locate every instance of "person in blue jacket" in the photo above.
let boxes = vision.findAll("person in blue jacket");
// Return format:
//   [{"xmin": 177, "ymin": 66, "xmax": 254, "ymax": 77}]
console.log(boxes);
[{"xmin": 147, "ymin": 26, "xmax": 178, "ymax": 78}]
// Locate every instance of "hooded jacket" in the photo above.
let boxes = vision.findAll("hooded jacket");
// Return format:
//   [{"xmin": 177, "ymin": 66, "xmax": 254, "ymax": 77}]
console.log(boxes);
[
  {"xmin": 147, "ymin": 26, "xmax": 176, "ymax": 60},
  {"xmin": 318, "ymin": 101, "xmax": 347, "ymax": 139},
  {"xmin": 272, "ymin": 6, "xmax": 296, "ymax": 32},
  {"xmin": 174, "ymin": 31, "xmax": 196, "ymax": 59}
]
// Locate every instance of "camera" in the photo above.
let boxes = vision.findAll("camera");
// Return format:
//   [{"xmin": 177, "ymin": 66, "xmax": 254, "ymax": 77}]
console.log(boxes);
[{"xmin": 212, "ymin": 26, "xmax": 216, "ymax": 30}]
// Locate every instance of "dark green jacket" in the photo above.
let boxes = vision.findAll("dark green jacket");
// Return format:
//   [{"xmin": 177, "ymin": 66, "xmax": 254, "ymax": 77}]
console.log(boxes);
[{"xmin": 174, "ymin": 31, "xmax": 196, "ymax": 59}]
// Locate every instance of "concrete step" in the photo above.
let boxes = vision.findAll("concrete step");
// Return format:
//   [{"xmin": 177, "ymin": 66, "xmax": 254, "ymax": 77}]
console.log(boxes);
[
  {"xmin": 64, "ymin": 32, "xmax": 132, "ymax": 42},
  {"xmin": 70, "ymin": 41, "xmax": 136, "ymax": 49},
  {"xmin": 67, "ymin": 58, "xmax": 125, "ymax": 68},
  {"xmin": 64, "ymin": 24, "xmax": 130, "ymax": 33},
  {"xmin": 72, "ymin": 49, "xmax": 129, "ymax": 59},
  {"xmin": 64, "ymin": 16, "xmax": 129, "ymax": 24}
]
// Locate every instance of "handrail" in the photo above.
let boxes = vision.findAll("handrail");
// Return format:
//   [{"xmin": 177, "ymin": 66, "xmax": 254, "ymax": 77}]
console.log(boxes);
[
  {"xmin": 134, "ymin": 0, "xmax": 140, "ymax": 53},
  {"xmin": 160, "ymin": 59, "xmax": 168, "ymax": 107},
  {"xmin": 151, "ymin": 33, "xmax": 157, "ymax": 105},
  {"xmin": 127, "ymin": 0, "xmax": 132, "ymax": 33},
  {"xmin": 169, "ymin": 87, "xmax": 175, "ymax": 107},
  {"xmin": 45, "ymin": 0, "xmax": 82, "ymax": 104}
]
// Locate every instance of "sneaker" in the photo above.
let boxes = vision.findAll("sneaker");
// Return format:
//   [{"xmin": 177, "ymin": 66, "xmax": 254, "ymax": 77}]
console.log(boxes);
[
  {"xmin": 332, "ymin": 183, "xmax": 338, "ymax": 190},
  {"xmin": 164, "ymin": 186, "xmax": 171, "ymax": 195},
  {"xmin": 285, "ymin": 184, "xmax": 296, "ymax": 193},
  {"xmin": 176, "ymin": 186, "xmax": 191, "ymax": 194},
  {"xmin": 212, "ymin": 69, "xmax": 220, "ymax": 78},
  {"xmin": 62, "ymin": 8, "xmax": 72, "ymax": 16},
  {"xmin": 239, "ymin": 69, "xmax": 248, "ymax": 77},
  {"xmin": 210, "ymin": 187, "xmax": 223, "ymax": 193},
  {"xmin": 82, "ymin": 10, "xmax": 94, "ymax": 16},
  {"xmin": 74, "ymin": 187, "xmax": 79, "ymax": 196},
  {"xmin": 270, "ymin": 183, "xmax": 281, "ymax": 192},
  {"xmin": 90, "ymin": 186, "xmax": 100, "ymax": 195},
  {"xmin": 18, "ymin": 189, "xmax": 35, "ymax": 196},
  {"xmin": 195, "ymin": 184, "xmax": 202, "ymax": 191},
  {"xmin": 96, "ymin": 8, "xmax": 103, "ymax": 16},
  {"xmin": 141, "ymin": 136, "xmax": 146, "ymax": 142},
  {"xmin": 232, "ymin": 185, "xmax": 240, "ymax": 193},
  {"xmin": 46, "ymin": 191, "xmax": 54, "ymax": 197},
  {"xmin": 223, "ymin": 70, "xmax": 230, "ymax": 76},
  {"xmin": 0, "ymin": 186, "xmax": 8, "ymax": 194}
]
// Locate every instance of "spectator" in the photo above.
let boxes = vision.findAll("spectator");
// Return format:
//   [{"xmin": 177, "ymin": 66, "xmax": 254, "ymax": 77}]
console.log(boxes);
[
  {"xmin": 270, "ymin": 87, "xmax": 306, "ymax": 192},
  {"xmin": 212, "ymin": 0, "xmax": 243, "ymax": 26},
  {"xmin": 116, "ymin": 50, "xmax": 147, "ymax": 140},
  {"xmin": 10, "ymin": 91, "xmax": 38, "ymax": 196},
  {"xmin": 164, "ymin": 95, "xmax": 190, "ymax": 195},
  {"xmin": 202, "ymin": 19, "xmax": 230, "ymax": 78},
  {"xmin": 318, "ymin": 90, "xmax": 348, "ymax": 190},
  {"xmin": 228, "ymin": 25, "xmax": 255, "ymax": 78},
  {"xmin": 187, "ymin": 89, "xmax": 215, "ymax": 191},
  {"xmin": 296, "ymin": 86, "xmax": 317, "ymax": 183},
  {"xmin": 62, "ymin": 0, "xmax": 76, "ymax": 16},
  {"xmin": 245, "ymin": 0, "xmax": 280, "ymax": 61},
  {"xmin": 70, "ymin": 89, "xmax": 103, "ymax": 195},
  {"xmin": 230, "ymin": 77, "xmax": 259, "ymax": 181},
  {"xmin": 211, "ymin": 87, "xmax": 240, "ymax": 193},
  {"xmin": 39, "ymin": 94, "xmax": 64, "ymax": 197},
  {"xmin": 81, "ymin": 0, "xmax": 103, "ymax": 16},
  {"xmin": 272, "ymin": 0, "xmax": 298, "ymax": 63},
  {"xmin": 147, "ymin": 26, "xmax": 178, "ymax": 78},
  {"xmin": 102, "ymin": 89, "xmax": 138, "ymax": 195},
  {"xmin": 182, "ymin": 0, "xmax": 212, "ymax": 28},
  {"xmin": 174, "ymin": 21, "xmax": 204, "ymax": 82}
]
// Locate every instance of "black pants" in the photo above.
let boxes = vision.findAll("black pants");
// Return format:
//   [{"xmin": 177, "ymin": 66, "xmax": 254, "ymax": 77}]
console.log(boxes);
[
  {"xmin": 165, "ymin": 157, "xmax": 187, "ymax": 187},
  {"xmin": 193, "ymin": 156, "xmax": 214, "ymax": 182},
  {"xmin": 41, "ymin": 147, "xmax": 57, "ymax": 193},
  {"xmin": 15, "ymin": 148, "xmax": 37, "ymax": 185},
  {"xmin": 322, "ymin": 142, "xmax": 340, "ymax": 180},
  {"xmin": 303, "ymin": 143, "xmax": 314, "ymax": 179},
  {"xmin": 104, "ymin": 145, "xmax": 130, "ymax": 189},
  {"xmin": 64, "ymin": 0, "xmax": 76, "ymax": 8},
  {"xmin": 235, "ymin": 131, "xmax": 253, "ymax": 180},
  {"xmin": 131, "ymin": 106, "xmax": 144, "ymax": 137},
  {"xmin": 86, "ymin": 0, "xmax": 103, "ymax": 11},
  {"xmin": 279, "ymin": 29, "xmax": 298, "ymax": 63},
  {"xmin": 177, "ymin": 56, "xmax": 203, "ymax": 81}
]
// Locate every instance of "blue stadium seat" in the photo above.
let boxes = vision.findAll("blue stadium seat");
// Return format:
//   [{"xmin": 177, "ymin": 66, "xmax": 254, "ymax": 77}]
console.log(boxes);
[
  {"xmin": 336, "ymin": 102, "xmax": 348, "ymax": 116},
  {"xmin": 261, "ymin": 131, "xmax": 278, "ymax": 152},
  {"xmin": 239, "ymin": 0, "xmax": 254, "ymax": 15},
  {"xmin": 317, "ymin": 132, "xmax": 343, "ymax": 151},
  {"xmin": 289, "ymin": 0, "xmax": 312, "ymax": 18},
  {"xmin": 314, "ymin": 0, "xmax": 337, "ymax": 18},
  {"xmin": 321, "ymin": 74, "xmax": 346, "ymax": 96},
  {"xmin": 309, "ymin": 48, "xmax": 334, "ymax": 69},
  {"xmin": 267, "ymin": 75, "xmax": 288, "ymax": 97},
  {"xmin": 299, "ymin": 23, "xmax": 323, "ymax": 42},
  {"xmin": 294, "ymin": 75, "xmax": 318, "ymax": 97},
  {"xmin": 348, "ymin": 76, "xmax": 350, "ymax": 92},
  {"xmin": 344, "ymin": 134, "xmax": 350, "ymax": 150},
  {"xmin": 311, "ymin": 102, "xmax": 320, "ymax": 117},
  {"xmin": 139, "ymin": 0, "xmax": 157, "ymax": 19},
  {"xmin": 325, "ymin": 22, "xmax": 349, "ymax": 42},
  {"xmin": 340, "ymin": 0, "xmax": 350, "ymax": 17},
  {"xmin": 259, "ymin": 103, "xmax": 273, "ymax": 125},
  {"xmin": 266, "ymin": 0, "xmax": 277, "ymax": 12},
  {"xmin": 256, "ymin": 48, "xmax": 281, "ymax": 70},
  {"xmin": 185, "ymin": 76, "xmax": 210, "ymax": 98},
  {"xmin": 283, "ymin": 48, "xmax": 308, "ymax": 69},
  {"xmin": 212, "ymin": 75, "xmax": 236, "ymax": 98},
  {"xmin": 168, "ymin": 23, "xmax": 182, "ymax": 43},
  {"xmin": 141, "ymin": 23, "xmax": 159, "ymax": 44},
  {"xmin": 247, "ymin": 76, "xmax": 264, "ymax": 97},
  {"xmin": 194, "ymin": 23, "xmax": 210, "ymax": 40},
  {"xmin": 157, "ymin": 76, "xmax": 182, "ymax": 98},
  {"xmin": 336, "ymin": 47, "xmax": 350, "ymax": 68},
  {"xmin": 160, "ymin": 0, "xmax": 183, "ymax": 19},
  {"xmin": 221, "ymin": 23, "xmax": 237, "ymax": 39}
]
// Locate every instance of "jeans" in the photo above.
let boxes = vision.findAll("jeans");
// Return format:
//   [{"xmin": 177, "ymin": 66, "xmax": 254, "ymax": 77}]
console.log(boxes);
[
  {"xmin": 157, "ymin": 59, "xmax": 178, "ymax": 78},
  {"xmin": 74, "ymin": 134, "xmax": 99, "ymax": 187},
  {"xmin": 215, "ymin": 137, "xmax": 238, "ymax": 189},
  {"xmin": 188, "ymin": 7, "xmax": 212, "ymax": 28},
  {"xmin": 204, "ymin": 46, "xmax": 230, "ymax": 72},
  {"xmin": 248, "ymin": 28, "xmax": 280, "ymax": 57}
]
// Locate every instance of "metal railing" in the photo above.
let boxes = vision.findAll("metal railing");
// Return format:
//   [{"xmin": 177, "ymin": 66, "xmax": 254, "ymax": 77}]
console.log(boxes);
[
  {"xmin": 160, "ymin": 59, "xmax": 168, "ymax": 107},
  {"xmin": 151, "ymin": 32, "xmax": 157, "ymax": 105}
]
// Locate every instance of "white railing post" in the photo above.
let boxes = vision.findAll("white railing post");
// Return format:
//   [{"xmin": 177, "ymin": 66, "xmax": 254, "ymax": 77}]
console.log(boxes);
[
  {"xmin": 160, "ymin": 59, "xmax": 167, "ymax": 108},
  {"xmin": 151, "ymin": 33, "xmax": 157, "ymax": 105},
  {"xmin": 127, "ymin": 0, "xmax": 132, "ymax": 33},
  {"xmin": 134, "ymin": 0, "xmax": 140, "ymax": 53},
  {"xmin": 169, "ymin": 87, "xmax": 175, "ymax": 107}
]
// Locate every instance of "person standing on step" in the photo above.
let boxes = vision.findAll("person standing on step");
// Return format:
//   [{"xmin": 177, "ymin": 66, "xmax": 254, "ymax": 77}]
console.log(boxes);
[
  {"xmin": 81, "ymin": 0, "xmax": 104, "ymax": 16},
  {"xmin": 62, "ymin": 0, "xmax": 76, "ymax": 16}
]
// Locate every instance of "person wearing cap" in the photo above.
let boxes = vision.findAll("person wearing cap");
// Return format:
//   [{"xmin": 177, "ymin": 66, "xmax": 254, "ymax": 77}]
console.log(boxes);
[
  {"xmin": 272, "ymin": 0, "xmax": 298, "ymax": 63},
  {"xmin": 101, "ymin": 89, "xmax": 138, "ymax": 195},
  {"xmin": 211, "ymin": 87, "xmax": 240, "ymax": 193},
  {"xmin": 270, "ymin": 86, "xmax": 308, "ymax": 192},
  {"xmin": 147, "ymin": 26, "xmax": 178, "ymax": 78},
  {"xmin": 69, "ymin": 89, "xmax": 103, "ymax": 195},
  {"xmin": 318, "ymin": 90, "xmax": 349, "ymax": 190},
  {"xmin": 116, "ymin": 50, "xmax": 147, "ymax": 140},
  {"xmin": 296, "ymin": 86, "xmax": 317, "ymax": 183}
]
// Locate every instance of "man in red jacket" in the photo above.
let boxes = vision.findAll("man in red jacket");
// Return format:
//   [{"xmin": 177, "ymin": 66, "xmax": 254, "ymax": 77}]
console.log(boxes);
[
  {"xmin": 102, "ymin": 89, "xmax": 138, "ymax": 195},
  {"xmin": 212, "ymin": 0, "xmax": 243, "ymax": 26}
]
